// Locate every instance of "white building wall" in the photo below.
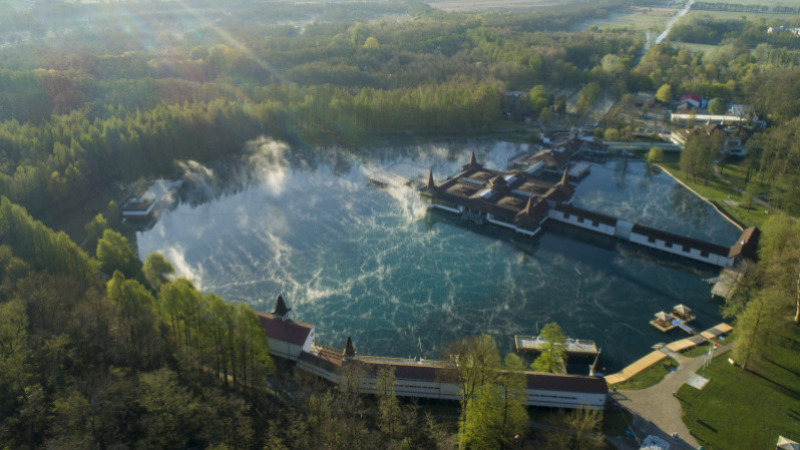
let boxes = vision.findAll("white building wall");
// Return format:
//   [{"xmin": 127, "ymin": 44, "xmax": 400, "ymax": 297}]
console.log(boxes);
[
  {"xmin": 629, "ymin": 232, "xmax": 731, "ymax": 267},
  {"xmin": 548, "ymin": 210, "xmax": 616, "ymax": 236},
  {"xmin": 526, "ymin": 388, "xmax": 606, "ymax": 410},
  {"xmin": 295, "ymin": 362, "xmax": 606, "ymax": 409},
  {"xmin": 303, "ymin": 330, "xmax": 315, "ymax": 353},
  {"xmin": 267, "ymin": 338, "xmax": 303, "ymax": 361}
]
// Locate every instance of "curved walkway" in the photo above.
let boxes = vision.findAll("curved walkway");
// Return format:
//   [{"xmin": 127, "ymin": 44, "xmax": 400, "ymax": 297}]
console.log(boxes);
[{"xmin": 610, "ymin": 343, "xmax": 732, "ymax": 450}]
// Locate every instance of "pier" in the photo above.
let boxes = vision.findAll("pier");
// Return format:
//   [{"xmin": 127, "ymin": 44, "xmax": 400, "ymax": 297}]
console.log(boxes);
[
  {"xmin": 605, "ymin": 323, "xmax": 733, "ymax": 385},
  {"xmin": 515, "ymin": 335, "xmax": 599, "ymax": 357},
  {"xmin": 650, "ymin": 305, "xmax": 697, "ymax": 334}
]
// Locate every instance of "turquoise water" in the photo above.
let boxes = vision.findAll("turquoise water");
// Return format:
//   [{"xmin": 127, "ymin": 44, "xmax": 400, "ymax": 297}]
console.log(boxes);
[{"xmin": 137, "ymin": 140, "xmax": 741, "ymax": 372}]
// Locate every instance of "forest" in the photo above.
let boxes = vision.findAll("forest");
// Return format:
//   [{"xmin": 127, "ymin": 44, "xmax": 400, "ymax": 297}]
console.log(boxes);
[{"xmin": 1, "ymin": 0, "xmax": 800, "ymax": 447}]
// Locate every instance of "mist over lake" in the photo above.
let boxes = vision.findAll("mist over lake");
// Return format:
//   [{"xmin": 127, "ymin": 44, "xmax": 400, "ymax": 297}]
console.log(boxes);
[{"xmin": 138, "ymin": 139, "xmax": 740, "ymax": 372}]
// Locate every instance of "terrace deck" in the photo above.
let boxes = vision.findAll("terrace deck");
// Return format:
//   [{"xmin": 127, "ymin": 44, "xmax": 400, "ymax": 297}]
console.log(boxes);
[{"xmin": 515, "ymin": 335, "xmax": 599, "ymax": 357}]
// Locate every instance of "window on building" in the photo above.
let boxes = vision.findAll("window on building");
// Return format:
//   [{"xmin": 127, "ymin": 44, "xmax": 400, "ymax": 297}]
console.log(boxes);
[
  {"xmin": 592, "ymin": 220, "xmax": 599, "ymax": 227},
  {"xmin": 683, "ymin": 245, "xmax": 691, "ymax": 253},
  {"xmin": 665, "ymin": 242, "xmax": 672, "ymax": 248},
  {"xmin": 700, "ymin": 251, "xmax": 709, "ymax": 257},
  {"xmin": 647, "ymin": 236, "xmax": 655, "ymax": 243},
  {"xmin": 577, "ymin": 217, "xmax": 584, "ymax": 223}
]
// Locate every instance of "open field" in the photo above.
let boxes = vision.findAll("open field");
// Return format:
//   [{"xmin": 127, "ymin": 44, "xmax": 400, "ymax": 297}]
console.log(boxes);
[
  {"xmin": 575, "ymin": 6, "xmax": 677, "ymax": 31},
  {"xmin": 692, "ymin": 0, "xmax": 800, "ymax": 6},
  {"xmin": 677, "ymin": 325, "xmax": 800, "ymax": 449},
  {"xmin": 427, "ymin": 0, "xmax": 564, "ymax": 12},
  {"xmin": 669, "ymin": 42, "xmax": 719, "ymax": 53},
  {"xmin": 688, "ymin": 10, "xmax": 800, "ymax": 20}
]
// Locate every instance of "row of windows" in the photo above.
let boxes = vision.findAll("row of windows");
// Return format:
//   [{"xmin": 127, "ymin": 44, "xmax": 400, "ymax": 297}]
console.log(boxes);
[
  {"xmin": 644, "ymin": 237, "xmax": 712, "ymax": 257},
  {"xmin": 564, "ymin": 213, "xmax": 601, "ymax": 228}
]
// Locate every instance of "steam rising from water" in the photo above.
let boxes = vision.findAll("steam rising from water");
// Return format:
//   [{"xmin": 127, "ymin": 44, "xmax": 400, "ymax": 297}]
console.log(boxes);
[
  {"xmin": 139, "ymin": 138, "xmax": 740, "ymax": 370},
  {"xmin": 246, "ymin": 137, "xmax": 291, "ymax": 197}
]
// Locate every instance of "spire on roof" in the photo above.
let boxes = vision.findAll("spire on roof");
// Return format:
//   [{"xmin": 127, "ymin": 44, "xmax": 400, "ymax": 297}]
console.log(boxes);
[
  {"xmin": 560, "ymin": 167, "xmax": 570, "ymax": 187},
  {"xmin": 343, "ymin": 336, "xmax": 356, "ymax": 359},
  {"xmin": 462, "ymin": 151, "xmax": 481, "ymax": 171},
  {"xmin": 272, "ymin": 295, "xmax": 291, "ymax": 319},
  {"xmin": 426, "ymin": 169, "xmax": 436, "ymax": 190},
  {"xmin": 523, "ymin": 193, "xmax": 534, "ymax": 215}
]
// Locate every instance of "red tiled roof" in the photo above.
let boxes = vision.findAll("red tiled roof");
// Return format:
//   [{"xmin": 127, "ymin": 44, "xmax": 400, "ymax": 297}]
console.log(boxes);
[
  {"xmin": 256, "ymin": 312, "xmax": 313, "ymax": 346},
  {"xmin": 680, "ymin": 93, "xmax": 701, "ymax": 103}
]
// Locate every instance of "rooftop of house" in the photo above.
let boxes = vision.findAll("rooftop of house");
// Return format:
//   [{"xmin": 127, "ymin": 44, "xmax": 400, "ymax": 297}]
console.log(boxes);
[{"xmin": 256, "ymin": 312, "xmax": 314, "ymax": 346}]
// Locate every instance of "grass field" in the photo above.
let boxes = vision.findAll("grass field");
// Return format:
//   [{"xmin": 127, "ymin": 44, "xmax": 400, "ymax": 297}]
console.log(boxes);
[
  {"xmin": 658, "ymin": 156, "xmax": 771, "ymax": 228},
  {"xmin": 677, "ymin": 324, "xmax": 800, "ymax": 449},
  {"xmin": 578, "ymin": 8, "xmax": 675, "ymax": 31},
  {"xmin": 687, "ymin": 10, "xmax": 800, "ymax": 20},
  {"xmin": 691, "ymin": 0, "xmax": 800, "ymax": 6},
  {"xmin": 669, "ymin": 42, "xmax": 719, "ymax": 53},
  {"xmin": 614, "ymin": 358, "xmax": 679, "ymax": 390}
]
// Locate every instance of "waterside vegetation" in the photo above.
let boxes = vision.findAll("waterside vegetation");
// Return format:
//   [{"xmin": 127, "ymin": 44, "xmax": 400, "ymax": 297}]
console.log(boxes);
[{"xmin": 1, "ymin": 0, "xmax": 800, "ymax": 447}]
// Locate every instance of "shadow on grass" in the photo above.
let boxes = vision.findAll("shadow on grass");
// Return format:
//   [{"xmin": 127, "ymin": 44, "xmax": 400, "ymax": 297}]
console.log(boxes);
[
  {"xmin": 781, "ymin": 334, "xmax": 800, "ymax": 352},
  {"xmin": 696, "ymin": 419, "xmax": 717, "ymax": 433},
  {"xmin": 768, "ymin": 358, "xmax": 800, "ymax": 379},
  {"xmin": 748, "ymin": 368, "xmax": 800, "ymax": 401}
]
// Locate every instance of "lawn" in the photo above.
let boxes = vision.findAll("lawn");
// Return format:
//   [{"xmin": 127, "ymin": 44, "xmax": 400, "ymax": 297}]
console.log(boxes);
[
  {"xmin": 658, "ymin": 158, "xmax": 771, "ymax": 228},
  {"xmin": 677, "ymin": 324, "xmax": 800, "ymax": 449},
  {"xmin": 581, "ymin": 8, "xmax": 674, "ymax": 31},
  {"xmin": 670, "ymin": 42, "xmax": 719, "ymax": 53},
  {"xmin": 614, "ymin": 358, "xmax": 678, "ymax": 390}
]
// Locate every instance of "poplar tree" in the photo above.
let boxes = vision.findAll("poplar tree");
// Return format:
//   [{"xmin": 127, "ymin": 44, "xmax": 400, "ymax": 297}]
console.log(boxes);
[{"xmin": 531, "ymin": 322, "xmax": 567, "ymax": 374}]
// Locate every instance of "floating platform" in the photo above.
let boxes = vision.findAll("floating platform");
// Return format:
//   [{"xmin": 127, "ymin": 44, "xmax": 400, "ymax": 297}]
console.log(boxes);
[
  {"xmin": 650, "ymin": 305, "xmax": 697, "ymax": 334},
  {"xmin": 515, "ymin": 335, "xmax": 599, "ymax": 357}
]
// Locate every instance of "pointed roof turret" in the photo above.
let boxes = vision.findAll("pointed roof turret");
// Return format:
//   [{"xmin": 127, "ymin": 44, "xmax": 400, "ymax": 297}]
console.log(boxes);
[
  {"xmin": 343, "ymin": 336, "xmax": 356, "ymax": 358},
  {"xmin": 523, "ymin": 192, "xmax": 534, "ymax": 215},
  {"xmin": 560, "ymin": 167, "xmax": 570, "ymax": 187},
  {"xmin": 426, "ymin": 169, "xmax": 436, "ymax": 190},
  {"xmin": 462, "ymin": 151, "xmax": 481, "ymax": 171},
  {"xmin": 272, "ymin": 295, "xmax": 291, "ymax": 319}
]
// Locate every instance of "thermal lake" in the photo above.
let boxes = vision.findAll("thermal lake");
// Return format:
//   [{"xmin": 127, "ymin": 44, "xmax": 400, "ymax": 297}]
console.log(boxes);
[{"xmin": 137, "ymin": 139, "xmax": 741, "ymax": 372}]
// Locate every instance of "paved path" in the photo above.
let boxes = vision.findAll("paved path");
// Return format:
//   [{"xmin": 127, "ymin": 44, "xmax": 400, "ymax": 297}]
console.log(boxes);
[{"xmin": 611, "ymin": 343, "xmax": 733, "ymax": 450}]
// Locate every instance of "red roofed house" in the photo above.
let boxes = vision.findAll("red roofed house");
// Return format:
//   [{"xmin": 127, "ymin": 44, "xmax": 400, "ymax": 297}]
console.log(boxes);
[
  {"xmin": 257, "ymin": 295, "xmax": 315, "ymax": 360},
  {"xmin": 678, "ymin": 93, "xmax": 702, "ymax": 109}
]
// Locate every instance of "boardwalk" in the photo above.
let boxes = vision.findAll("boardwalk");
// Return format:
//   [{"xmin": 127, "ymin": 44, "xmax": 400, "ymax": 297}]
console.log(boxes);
[
  {"xmin": 605, "ymin": 323, "xmax": 732, "ymax": 385},
  {"xmin": 605, "ymin": 351, "xmax": 668, "ymax": 385}
]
